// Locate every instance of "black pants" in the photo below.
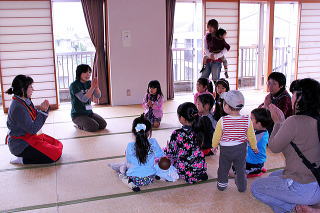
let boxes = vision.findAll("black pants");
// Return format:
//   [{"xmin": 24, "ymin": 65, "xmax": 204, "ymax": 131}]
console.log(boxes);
[
  {"xmin": 17, "ymin": 146, "xmax": 56, "ymax": 164},
  {"xmin": 72, "ymin": 113, "xmax": 107, "ymax": 132}
]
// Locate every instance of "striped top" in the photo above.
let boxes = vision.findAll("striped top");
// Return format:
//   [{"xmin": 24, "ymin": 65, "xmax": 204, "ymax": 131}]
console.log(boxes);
[
  {"xmin": 221, "ymin": 115, "xmax": 250, "ymax": 145},
  {"xmin": 212, "ymin": 115, "xmax": 257, "ymax": 149}
]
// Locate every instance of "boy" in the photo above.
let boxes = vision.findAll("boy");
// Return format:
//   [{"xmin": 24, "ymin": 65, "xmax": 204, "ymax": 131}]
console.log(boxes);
[
  {"xmin": 246, "ymin": 108, "xmax": 272, "ymax": 177},
  {"xmin": 212, "ymin": 90, "xmax": 258, "ymax": 192}
]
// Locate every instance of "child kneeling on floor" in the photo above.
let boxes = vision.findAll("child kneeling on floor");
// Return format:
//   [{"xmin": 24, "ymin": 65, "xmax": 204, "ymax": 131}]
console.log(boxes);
[
  {"xmin": 164, "ymin": 102, "xmax": 208, "ymax": 184},
  {"xmin": 124, "ymin": 115, "xmax": 164, "ymax": 189},
  {"xmin": 212, "ymin": 90, "xmax": 258, "ymax": 192},
  {"xmin": 110, "ymin": 115, "xmax": 178, "ymax": 191}
]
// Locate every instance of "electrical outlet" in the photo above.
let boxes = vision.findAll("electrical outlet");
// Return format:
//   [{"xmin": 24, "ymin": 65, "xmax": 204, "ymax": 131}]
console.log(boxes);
[{"xmin": 126, "ymin": 89, "xmax": 131, "ymax": 96}]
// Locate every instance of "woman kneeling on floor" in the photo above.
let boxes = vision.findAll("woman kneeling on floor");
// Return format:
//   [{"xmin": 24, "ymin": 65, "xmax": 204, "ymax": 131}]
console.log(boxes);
[
  {"xmin": 69, "ymin": 64, "xmax": 107, "ymax": 132},
  {"xmin": 6, "ymin": 75, "xmax": 63, "ymax": 164},
  {"xmin": 251, "ymin": 78, "xmax": 320, "ymax": 213}
]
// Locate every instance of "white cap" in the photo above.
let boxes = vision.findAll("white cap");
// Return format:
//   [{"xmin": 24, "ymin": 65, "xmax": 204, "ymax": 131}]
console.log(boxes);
[{"xmin": 220, "ymin": 90, "xmax": 245, "ymax": 110}]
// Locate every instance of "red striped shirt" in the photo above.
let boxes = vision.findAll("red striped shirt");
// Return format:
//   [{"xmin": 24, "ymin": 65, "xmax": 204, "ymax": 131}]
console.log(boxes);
[{"xmin": 221, "ymin": 115, "xmax": 250, "ymax": 144}]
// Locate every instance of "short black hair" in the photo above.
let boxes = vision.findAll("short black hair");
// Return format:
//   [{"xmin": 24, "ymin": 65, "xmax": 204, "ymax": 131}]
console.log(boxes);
[
  {"xmin": 251, "ymin": 108, "xmax": 273, "ymax": 128},
  {"xmin": 76, "ymin": 64, "xmax": 92, "ymax": 80},
  {"xmin": 207, "ymin": 19, "xmax": 219, "ymax": 31},
  {"xmin": 268, "ymin": 72, "xmax": 286, "ymax": 88},
  {"xmin": 5, "ymin": 75, "xmax": 34, "ymax": 98},
  {"xmin": 216, "ymin": 28, "xmax": 227, "ymax": 37},
  {"xmin": 197, "ymin": 94, "xmax": 215, "ymax": 111},
  {"xmin": 290, "ymin": 78, "xmax": 320, "ymax": 116}
]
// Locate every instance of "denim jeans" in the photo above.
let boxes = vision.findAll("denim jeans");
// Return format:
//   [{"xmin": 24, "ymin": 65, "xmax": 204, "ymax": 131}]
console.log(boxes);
[
  {"xmin": 201, "ymin": 61, "xmax": 222, "ymax": 81},
  {"xmin": 251, "ymin": 170, "xmax": 320, "ymax": 213}
]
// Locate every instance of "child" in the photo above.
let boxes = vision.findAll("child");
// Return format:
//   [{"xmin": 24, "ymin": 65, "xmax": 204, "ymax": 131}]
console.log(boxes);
[
  {"xmin": 212, "ymin": 90, "xmax": 258, "ymax": 192},
  {"xmin": 213, "ymin": 78, "xmax": 230, "ymax": 121},
  {"xmin": 194, "ymin": 78, "xmax": 213, "ymax": 105},
  {"xmin": 196, "ymin": 94, "xmax": 217, "ymax": 156},
  {"xmin": 154, "ymin": 157, "xmax": 179, "ymax": 182},
  {"xmin": 125, "ymin": 114, "xmax": 164, "ymax": 189},
  {"xmin": 143, "ymin": 80, "xmax": 164, "ymax": 128},
  {"xmin": 200, "ymin": 28, "xmax": 230, "ymax": 79},
  {"xmin": 164, "ymin": 102, "xmax": 208, "ymax": 184},
  {"xmin": 246, "ymin": 108, "xmax": 272, "ymax": 177}
]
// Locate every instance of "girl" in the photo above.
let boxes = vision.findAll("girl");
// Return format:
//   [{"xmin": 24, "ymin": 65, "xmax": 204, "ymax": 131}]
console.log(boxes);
[
  {"xmin": 194, "ymin": 78, "xmax": 213, "ymax": 105},
  {"xmin": 164, "ymin": 102, "xmax": 208, "ymax": 184},
  {"xmin": 126, "ymin": 114, "xmax": 164, "ymax": 187},
  {"xmin": 6, "ymin": 75, "xmax": 63, "ymax": 164},
  {"xmin": 143, "ymin": 80, "xmax": 164, "ymax": 128},
  {"xmin": 69, "ymin": 64, "xmax": 107, "ymax": 132},
  {"xmin": 213, "ymin": 78, "xmax": 230, "ymax": 121},
  {"xmin": 196, "ymin": 93, "xmax": 216, "ymax": 156}
]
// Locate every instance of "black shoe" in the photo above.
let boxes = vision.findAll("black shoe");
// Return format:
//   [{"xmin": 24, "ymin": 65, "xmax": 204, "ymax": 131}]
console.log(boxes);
[
  {"xmin": 155, "ymin": 175, "xmax": 161, "ymax": 180},
  {"xmin": 132, "ymin": 186, "xmax": 141, "ymax": 192},
  {"xmin": 199, "ymin": 173, "xmax": 208, "ymax": 181}
]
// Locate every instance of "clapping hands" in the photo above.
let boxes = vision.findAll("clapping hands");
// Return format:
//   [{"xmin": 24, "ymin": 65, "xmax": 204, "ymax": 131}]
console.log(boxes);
[{"xmin": 39, "ymin": 100, "xmax": 49, "ymax": 112}]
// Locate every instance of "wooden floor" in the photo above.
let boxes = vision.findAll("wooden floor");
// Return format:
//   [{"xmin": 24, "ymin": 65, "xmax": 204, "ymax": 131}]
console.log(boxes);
[{"xmin": 0, "ymin": 91, "xmax": 285, "ymax": 213}]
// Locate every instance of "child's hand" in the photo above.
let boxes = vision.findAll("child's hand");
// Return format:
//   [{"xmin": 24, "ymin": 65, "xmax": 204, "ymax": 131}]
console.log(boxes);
[
  {"xmin": 147, "ymin": 100, "xmax": 153, "ymax": 107},
  {"xmin": 91, "ymin": 78, "xmax": 98, "ymax": 89},
  {"xmin": 252, "ymin": 148, "xmax": 259, "ymax": 154}
]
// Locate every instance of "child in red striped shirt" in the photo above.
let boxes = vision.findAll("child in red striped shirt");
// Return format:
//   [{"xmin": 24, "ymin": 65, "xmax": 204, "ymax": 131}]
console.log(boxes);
[{"xmin": 212, "ymin": 90, "xmax": 258, "ymax": 192}]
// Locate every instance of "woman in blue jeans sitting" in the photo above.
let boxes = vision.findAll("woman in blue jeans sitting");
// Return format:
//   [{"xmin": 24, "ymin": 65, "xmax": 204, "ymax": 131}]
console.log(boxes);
[{"xmin": 251, "ymin": 78, "xmax": 320, "ymax": 213}]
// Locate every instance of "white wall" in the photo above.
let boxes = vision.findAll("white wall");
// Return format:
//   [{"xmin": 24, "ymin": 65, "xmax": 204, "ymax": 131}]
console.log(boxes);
[{"xmin": 108, "ymin": 0, "xmax": 167, "ymax": 106}]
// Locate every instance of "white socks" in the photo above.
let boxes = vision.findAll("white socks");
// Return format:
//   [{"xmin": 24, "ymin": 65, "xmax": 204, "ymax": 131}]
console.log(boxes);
[{"xmin": 10, "ymin": 157, "xmax": 24, "ymax": 164}]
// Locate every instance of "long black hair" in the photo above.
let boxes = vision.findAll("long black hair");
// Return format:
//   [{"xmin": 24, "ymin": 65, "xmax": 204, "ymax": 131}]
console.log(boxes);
[
  {"xmin": 5, "ymin": 75, "xmax": 34, "ymax": 98},
  {"xmin": 132, "ymin": 114, "xmax": 152, "ymax": 164},
  {"xmin": 289, "ymin": 78, "xmax": 320, "ymax": 116},
  {"xmin": 75, "ymin": 64, "xmax": 92, "ymax": 81},
  {"xmin": 177, "ymin": 102, "xmax": 204, "ymax": 146},
  {"xmin": 147, "ymin": 80, "xmax": 163, "ymax": 97}
]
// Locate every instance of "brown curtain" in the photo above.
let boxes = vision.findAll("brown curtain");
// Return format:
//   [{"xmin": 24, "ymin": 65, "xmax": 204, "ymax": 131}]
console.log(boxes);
[
  {"xmin": 166, "ymin": 0, "xmax": 176, "ymax": 100},
  {"xmin": 81, "ymin": 0, "xmax": 109, "ymax": 104}
]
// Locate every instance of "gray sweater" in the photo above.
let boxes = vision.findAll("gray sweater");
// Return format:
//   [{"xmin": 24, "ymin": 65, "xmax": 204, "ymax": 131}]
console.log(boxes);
[
  {"xmin": 7, "ymin": 96, "xmax": 48, "ymax": 155},
  {"xmin": 269, "ymin": 115, "xmax": 320, "ymax": 184}
]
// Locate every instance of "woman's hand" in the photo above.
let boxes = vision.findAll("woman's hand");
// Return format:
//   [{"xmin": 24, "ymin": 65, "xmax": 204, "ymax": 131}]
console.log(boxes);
[
  {"xmin": 39, "ymin": 100, "xmax": 50, "ymax": 112},
  {"xmin": 263, "ymin": 93, "xmax": 272, "ymax": 108},
  {"xmin": 91, "ymin": 78, "xmax": 98, "ymax": 89},
  {"xmin": 269, "ymin": 104, "xmax": 285, "ymax": 123}
]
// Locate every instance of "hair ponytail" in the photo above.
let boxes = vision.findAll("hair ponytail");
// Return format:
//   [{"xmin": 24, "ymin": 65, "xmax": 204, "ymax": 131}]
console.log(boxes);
[
  {"xmin": 135, "ymin": 130, "xmax": 151, "ymax": 164},
  {"xmin": 5, "ymin": 87, "xmax": 14, "ymax": 95},
  {"xmin": 177, "ymin": 102, "xmax": 205, "ymax": 146},
  {"xmin": 132, "ymin": 114, "xmax": 152, "ymax": 164}
]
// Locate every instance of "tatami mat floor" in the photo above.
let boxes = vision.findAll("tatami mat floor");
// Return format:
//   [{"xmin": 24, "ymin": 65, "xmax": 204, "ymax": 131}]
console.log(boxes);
[{"xmin": 0, "ymin": 91, "xmax": 283, "ymax": 213}]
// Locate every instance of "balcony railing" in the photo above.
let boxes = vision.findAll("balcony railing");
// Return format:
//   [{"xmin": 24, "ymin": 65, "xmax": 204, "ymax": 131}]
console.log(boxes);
[
  {"xmin": 55, "ymin": 46, "xmax": 295, "ymax": 92},
  {"xmin": 56, "ymin": 51, "xmax": 95, "ymax": 90}
]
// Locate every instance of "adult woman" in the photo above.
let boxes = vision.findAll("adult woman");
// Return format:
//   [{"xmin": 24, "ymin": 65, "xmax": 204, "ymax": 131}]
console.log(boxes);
[
  {"xmin": 261, "ymin": 72, "xmax": 293, "ymax": 118},
  {"xmin": 251, "ymin": 78, "xmax": 320, "ymax": 213},
  {"xmin": 6, "ymin": 75, "xmax": 63, "ymax": 164},
  {"xmin": 70, "ymin": 64, "xmax": 107, "ymax": 132},
  {"xmin": 201, "ymin": 19, "xmax": 228, "ymax": 81}
]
